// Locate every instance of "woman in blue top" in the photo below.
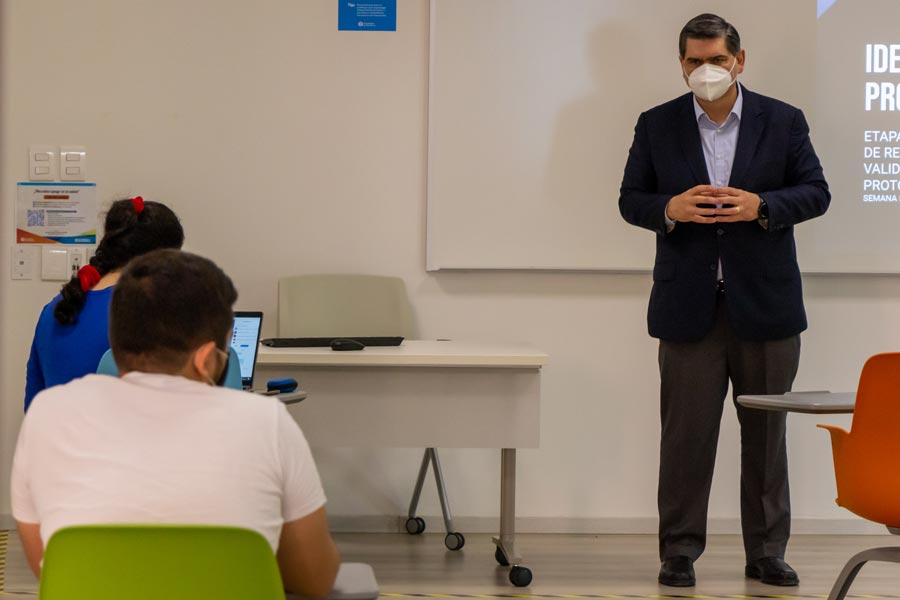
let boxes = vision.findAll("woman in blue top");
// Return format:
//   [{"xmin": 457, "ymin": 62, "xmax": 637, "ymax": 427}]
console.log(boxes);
[{"xmin": 24, "ymin": 196, "xmax": 184, "ymax": 411}]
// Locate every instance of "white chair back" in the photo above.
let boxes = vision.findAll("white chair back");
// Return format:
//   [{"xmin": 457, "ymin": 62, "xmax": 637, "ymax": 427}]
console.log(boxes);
[{"xmin": 277, "ymin": 274, "xmax": 415, "ymax": 338}]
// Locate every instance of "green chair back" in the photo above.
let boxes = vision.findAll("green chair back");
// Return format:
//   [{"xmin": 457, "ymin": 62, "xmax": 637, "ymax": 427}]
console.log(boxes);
[{"xmin": 40, "ymin": 524, "xmax": 285, "ymax": 600}]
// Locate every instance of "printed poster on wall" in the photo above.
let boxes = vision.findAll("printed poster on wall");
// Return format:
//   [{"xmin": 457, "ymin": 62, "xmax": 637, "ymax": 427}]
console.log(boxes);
[
  {"xmin": 16, "ymin": 182, "xmax": 97, "ymax": 244},
  {"xmin": 338, "ymin": 1, "xmax": 396, "ymax": 31}
]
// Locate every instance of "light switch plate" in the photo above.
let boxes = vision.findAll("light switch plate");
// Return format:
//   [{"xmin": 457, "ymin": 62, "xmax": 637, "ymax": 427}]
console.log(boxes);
[
  {"xmin": 29, "ymin": 145, "xmax": 58, "ymax": 181},
  {"xmin": 59, "ymin": 146, "xmax": 87, "ymax": 181},
  {"xmin": 11, "ymin": 246, "xmax": 37, "ymax": 280},
  {"xmin": 41, "ymin": 246, "xmax": 70, "ymax": 280}
]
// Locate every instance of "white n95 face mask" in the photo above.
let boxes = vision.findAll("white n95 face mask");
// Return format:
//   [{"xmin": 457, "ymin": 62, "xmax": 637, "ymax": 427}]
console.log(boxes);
[{"xmin": 686, "ymin": 60, "xmax": 738, "ymax": 102}]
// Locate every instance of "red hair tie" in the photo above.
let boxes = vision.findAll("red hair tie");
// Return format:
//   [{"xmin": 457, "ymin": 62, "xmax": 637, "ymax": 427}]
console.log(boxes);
[
  {"xmin": 77, "ymin": 265, "xmax": 102, "ymax": 293},
  {"xmin": 130, "ymin": 196, "xmax": 145, "ymax": 214}
]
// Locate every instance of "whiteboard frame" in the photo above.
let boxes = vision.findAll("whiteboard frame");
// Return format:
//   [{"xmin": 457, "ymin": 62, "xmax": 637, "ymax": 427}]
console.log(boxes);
[
  {"xmin": 425, "ymin": 0, "xmax": 439, "ymax": 271},
  {"xmin": 424, "ymin": 0, "xmax": 900, "ymax": 275}
]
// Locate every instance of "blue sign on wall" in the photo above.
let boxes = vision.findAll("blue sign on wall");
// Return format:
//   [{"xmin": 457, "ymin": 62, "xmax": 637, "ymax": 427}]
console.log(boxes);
[
  {"xmin": 338, "ymin": 1, "xmax": 396, "ymax": 31},
  {"xmin": 818, "ymin": 0, "xmax": 838, "ymax": 17}
]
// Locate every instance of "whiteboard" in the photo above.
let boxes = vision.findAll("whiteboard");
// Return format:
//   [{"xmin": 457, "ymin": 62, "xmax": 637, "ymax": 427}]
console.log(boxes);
[{"xmin": 426, "ymin": 0, "xmax": 817, "ymax": 271}]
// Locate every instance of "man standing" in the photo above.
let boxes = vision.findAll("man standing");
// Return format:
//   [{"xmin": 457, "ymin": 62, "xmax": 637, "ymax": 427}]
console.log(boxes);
[
  {"xmin": 619, "ymin": 14, "xmax": 829, "ymax": 588},
  {"xmin": 11, "ymin": 249, "xmax": 340, "ymax": 598}
]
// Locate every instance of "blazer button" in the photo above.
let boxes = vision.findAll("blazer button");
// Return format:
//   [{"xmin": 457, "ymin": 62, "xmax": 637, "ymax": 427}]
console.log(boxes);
[
  {"xmin": 717, "ymin": 228, "xmax": 725, "ymax": 236},
  {"xmin": 709, "ymin": 264, "xmax": 717, "ymax": 271}
]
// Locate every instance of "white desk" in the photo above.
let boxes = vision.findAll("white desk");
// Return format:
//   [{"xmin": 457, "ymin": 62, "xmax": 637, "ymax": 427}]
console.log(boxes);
[
  {"xmin": 737, "ymin": 391, "xmax": 856, "ymax": 414},
  {"xmin": 255, "ymin": 340, "xmax": 547, "ymax": 585},
  {"xmin": 260, "ymin": 390, "xmax": 307, "ymax": 405}
]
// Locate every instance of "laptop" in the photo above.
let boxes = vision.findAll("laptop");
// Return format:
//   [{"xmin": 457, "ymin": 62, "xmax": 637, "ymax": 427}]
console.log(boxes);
[{"xmin": 231, "ymin": 311, "xmax": 264, "ymax": 390}]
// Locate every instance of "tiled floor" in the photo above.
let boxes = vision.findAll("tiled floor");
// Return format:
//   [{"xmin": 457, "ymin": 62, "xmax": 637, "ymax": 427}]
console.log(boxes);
[{"xmin": 2, "ymin": 530, "xmax": 899, "ymax": 598}]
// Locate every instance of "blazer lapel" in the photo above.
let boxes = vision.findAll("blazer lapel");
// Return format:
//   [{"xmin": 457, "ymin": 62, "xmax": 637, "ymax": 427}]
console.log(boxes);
[
  {"xmin": 677, "ymin": 96, "xmax": 710, "ymax": 185},
  {"xmin": 729, "ymin": 87, "xmax": 765, "ymax": 189}
]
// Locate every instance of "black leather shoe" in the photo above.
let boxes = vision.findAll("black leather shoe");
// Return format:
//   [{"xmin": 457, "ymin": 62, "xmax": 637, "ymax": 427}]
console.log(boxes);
[
  {"xmin": 745, "ymin": 557, "xmax": 799, "ymax": 586},
  {"xmin": 658, "ymin": 556, "xmax": 696, "ymax": 587}
]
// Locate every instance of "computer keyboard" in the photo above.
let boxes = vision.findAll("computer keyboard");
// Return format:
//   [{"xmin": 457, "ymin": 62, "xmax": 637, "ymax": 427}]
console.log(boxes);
[{"xmin": 260, "ymin": 336, "xmax": 404, "ymax": 348}]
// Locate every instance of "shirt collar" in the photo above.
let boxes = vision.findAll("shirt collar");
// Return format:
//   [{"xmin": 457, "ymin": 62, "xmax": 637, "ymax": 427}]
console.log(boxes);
[
  {"xmin": 693, "ymin": 82, "xmax": 743, "ymax": 126},
  {"xmin": 121, "ymin": 371, "xmax": 215, "ymax": 394}
]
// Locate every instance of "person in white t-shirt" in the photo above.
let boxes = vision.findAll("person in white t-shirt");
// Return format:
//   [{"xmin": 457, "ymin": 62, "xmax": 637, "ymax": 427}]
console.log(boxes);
[{"xmin": 11, "ymin": 249, "xmax": 340, "ymax": 598}]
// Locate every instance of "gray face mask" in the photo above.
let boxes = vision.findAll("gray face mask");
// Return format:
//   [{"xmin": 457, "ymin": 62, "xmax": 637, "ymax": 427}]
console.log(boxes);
[
  {"xmin": 685, "ymin": 59, "xmax": 738, "ymax": 102},
  {"xmin": 214, "ymin": 351, "xmax": 230, "ymax": 387},
  {"xmin": 201, "ymin": 347, "xmax": 229, "ymax": 387}
]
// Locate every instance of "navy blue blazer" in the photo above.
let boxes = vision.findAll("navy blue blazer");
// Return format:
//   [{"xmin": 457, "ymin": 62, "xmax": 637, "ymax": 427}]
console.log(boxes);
[{"xmin": 619, "ymin": 87, "xmax": 830, "ymax": 342}]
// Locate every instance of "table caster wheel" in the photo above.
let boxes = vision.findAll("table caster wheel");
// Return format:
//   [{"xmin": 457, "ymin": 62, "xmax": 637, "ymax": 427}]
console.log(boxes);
[
  {"xmin": 494, "ymin": 546, "xmax": 510, "ymax": 566},
  {"xmin": 444, "ymin": 532, "xmax": 465, "ymax": 551},
  {"xmin": 405, "ymin": 517, "xmax": 426, "ymax": 535},
  {"xmin": 509, "ymin": 565, "xmax": 533, "ymax": 587}
]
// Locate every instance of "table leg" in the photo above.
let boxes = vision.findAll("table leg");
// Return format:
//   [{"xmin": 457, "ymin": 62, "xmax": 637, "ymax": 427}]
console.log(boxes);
[
  {"xmin": 493, "ymin": 448, "xmax": 520, "ymax": 563},
  {"xmin": 492, "ymin": 448, "xmax": 532, "ymax": 586}
]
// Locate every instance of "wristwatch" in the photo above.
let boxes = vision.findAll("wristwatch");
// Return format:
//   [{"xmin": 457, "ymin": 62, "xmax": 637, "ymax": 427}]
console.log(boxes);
[{"xmin": 757, "ymin": 197, "xmax": 769, "ymax": 221}]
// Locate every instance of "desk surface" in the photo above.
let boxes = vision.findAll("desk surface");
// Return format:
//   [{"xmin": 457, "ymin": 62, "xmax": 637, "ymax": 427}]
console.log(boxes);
[
  {"xmin": 737, "ymin": 391, "xmax": 856, "ymax": 414},
  {"xmin": 274, "ymin": 390, "xmax": 306, "ymax": 405},
  {"xmin": 257, "ymin": 340, "xmax": 548, "ymax": 368}
]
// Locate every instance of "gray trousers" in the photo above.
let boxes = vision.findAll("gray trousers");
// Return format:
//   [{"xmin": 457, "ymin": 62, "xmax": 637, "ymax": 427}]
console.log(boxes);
[{"xmin": 657, "ymin": 295, "xmax": 800, "ymax": 563}]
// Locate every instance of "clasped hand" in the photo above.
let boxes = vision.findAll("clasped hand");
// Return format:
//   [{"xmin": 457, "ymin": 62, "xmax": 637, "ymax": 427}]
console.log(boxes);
[{"xmin": 665, "ymin": 185, "xmax": 761, "ymax": 224}]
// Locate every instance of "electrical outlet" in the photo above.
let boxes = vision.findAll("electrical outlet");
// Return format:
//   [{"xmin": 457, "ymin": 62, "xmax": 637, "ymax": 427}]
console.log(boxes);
[
  {"xmin": 11, "ymin": 246, "xmax": 37, "ymax": 280},
  {"xmin": 67, "ymin": 247, "xmax": 86, "ymax": 278}
]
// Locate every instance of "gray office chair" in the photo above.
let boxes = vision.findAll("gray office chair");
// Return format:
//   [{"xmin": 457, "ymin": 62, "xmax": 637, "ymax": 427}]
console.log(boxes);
[{"xmin": 278, "ymin": 274, "xmax": 465, "ymax": 551}]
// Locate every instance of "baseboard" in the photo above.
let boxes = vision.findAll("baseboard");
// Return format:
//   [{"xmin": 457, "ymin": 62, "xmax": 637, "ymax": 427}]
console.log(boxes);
[
  {"xmin": 3, "ymin": 512, "xmax": 886, "ymax": 535},
  {"xmin": 329, "ymin": 515, "xmax": 893, "ymax": 535}
]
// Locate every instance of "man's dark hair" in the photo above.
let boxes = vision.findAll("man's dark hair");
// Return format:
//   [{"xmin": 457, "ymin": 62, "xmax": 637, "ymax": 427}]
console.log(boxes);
[
  {"xmin": 110, "ymin": 249, "xmax": 237, "ymax": 373},
  {"xmin": 679, "ymin": 13, "xmax": 741, "ymax": 58}
]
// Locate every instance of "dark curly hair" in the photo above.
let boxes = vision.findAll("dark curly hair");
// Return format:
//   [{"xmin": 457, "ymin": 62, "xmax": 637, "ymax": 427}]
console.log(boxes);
[{"xmin": 53, "ymin": 198, "xmax": 184, "ymax": 325}]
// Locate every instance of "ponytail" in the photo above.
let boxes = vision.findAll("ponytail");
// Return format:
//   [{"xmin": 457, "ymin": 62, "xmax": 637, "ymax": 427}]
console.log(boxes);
[
  {"xmin": 52, "ymin": 196, "xmax": 184, "ymax": 325},
  {"xmin": 53, "ymin": 260, "xmax": 111, "ymax": 325}
]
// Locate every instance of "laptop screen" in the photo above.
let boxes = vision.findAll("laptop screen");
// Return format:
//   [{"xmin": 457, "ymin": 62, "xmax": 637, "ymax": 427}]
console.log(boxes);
[{"xmin": 231, "ymin": 311, "xmax": 263, "ymax": 389}]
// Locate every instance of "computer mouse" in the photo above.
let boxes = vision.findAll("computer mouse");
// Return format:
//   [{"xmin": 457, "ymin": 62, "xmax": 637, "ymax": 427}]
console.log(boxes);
[{"xmin": 330, "ymin": 338, "xmax": 366, "ymax": 351}]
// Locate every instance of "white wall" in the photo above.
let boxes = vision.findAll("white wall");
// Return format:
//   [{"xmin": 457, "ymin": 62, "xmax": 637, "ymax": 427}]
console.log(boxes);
[{"xmin": 2, "ymin": 0, "xmax": 896, "ymax": 533}]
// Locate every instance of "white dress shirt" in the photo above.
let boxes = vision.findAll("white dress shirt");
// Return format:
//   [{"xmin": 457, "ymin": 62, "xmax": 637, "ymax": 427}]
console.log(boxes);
[{"xmin": 665, "ymin": 83, "xmax": 744, "ymax": 281}]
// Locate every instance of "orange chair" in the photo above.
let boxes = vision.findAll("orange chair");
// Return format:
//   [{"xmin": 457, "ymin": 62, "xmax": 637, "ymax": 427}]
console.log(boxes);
[{"xmin": 818, "ymin": 352, "xmax": 900, "ymax": 600}]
